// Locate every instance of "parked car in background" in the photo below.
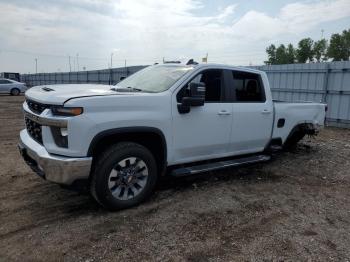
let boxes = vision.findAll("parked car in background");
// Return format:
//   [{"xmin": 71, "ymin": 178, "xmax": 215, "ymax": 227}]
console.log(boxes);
[{"xmin": 0, "ymin": 78, "xmax": 27, "ymax": 95}]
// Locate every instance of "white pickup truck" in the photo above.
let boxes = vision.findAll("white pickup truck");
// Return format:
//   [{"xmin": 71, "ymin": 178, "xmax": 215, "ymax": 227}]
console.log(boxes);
[{"xmin": 19, "ymin": 64, "xmax": 326, "ymax": 210}]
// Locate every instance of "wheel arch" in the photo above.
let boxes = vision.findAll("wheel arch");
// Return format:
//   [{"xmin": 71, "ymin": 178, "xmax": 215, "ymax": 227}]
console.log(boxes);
[
  {"xmin": 283, "ymin": 122, "xmax": 316, "ymax": 148},
  {"xmin": 87, "ymin": 127, "xmax": 167, "ymax": 175}
]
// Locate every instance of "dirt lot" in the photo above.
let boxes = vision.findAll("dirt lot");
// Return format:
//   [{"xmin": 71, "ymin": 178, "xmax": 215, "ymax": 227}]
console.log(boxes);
[{"xmin": 0, "ymin": 95, "xmax": 350, "ymax": 261}]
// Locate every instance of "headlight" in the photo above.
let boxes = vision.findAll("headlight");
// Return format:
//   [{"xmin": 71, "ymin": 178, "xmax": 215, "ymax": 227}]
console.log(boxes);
[{"xmin": 51, "ymin": 106, "xmax": 83, "ymax": 116}]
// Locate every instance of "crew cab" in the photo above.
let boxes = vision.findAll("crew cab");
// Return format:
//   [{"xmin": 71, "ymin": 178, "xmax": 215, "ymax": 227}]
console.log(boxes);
[{"xmin": 18, "ymin": 64, "xmax": 326, "ymax": 210}]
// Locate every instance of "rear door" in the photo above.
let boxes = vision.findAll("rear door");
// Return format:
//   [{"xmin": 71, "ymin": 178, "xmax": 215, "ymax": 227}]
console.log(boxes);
[
  {"xmin": 227, "ymin": 70, "xmax": 273, "ymax": 154},
  {"xmin": 171, "ymin": 69, "xmax": 233, "ymax": 164}
]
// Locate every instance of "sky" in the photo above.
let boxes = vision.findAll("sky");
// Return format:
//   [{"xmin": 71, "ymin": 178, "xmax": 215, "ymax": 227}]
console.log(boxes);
[{"xmin": 0, "ymin": 0, "xmax": 350, "ymax": 73}]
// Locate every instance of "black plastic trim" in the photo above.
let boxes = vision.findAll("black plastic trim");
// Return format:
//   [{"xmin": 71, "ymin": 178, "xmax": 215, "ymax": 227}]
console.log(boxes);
[
  {"xmin": 50, "ymin": 127, "xmax": 68, "ymax": 148},
  {"xmin": 277, "ymin": 118, "xmax": 285, "ymax": 128},
  {"xmin": 87, "ymin": 126, "xmax": 167, "ymax": 163}
]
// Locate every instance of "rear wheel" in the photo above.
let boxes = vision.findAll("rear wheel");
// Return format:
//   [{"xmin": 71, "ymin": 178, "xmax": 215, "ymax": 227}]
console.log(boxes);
[
  {"xmin": 10, "ymin": 88, "xmax": 20, "ymax": 96},
  {"xmin": 90, "ymin": 142, "xmax": 158, "ymax": 210}
]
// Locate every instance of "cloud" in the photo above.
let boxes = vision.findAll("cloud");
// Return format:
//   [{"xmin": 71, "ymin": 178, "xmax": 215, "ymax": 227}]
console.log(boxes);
[
  {"xmin": 280, "ymin": 0, "xmax": 350, "ymax": 32},
  {"xmin": 0, "ymin": 0, "xmax": 350, "ymax": 72}
]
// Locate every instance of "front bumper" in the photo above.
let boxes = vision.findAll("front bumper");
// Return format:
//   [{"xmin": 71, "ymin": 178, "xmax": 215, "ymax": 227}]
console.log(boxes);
[{"xmin": 18, "ymin": 129, "xmax": 92, "ymax": 185}]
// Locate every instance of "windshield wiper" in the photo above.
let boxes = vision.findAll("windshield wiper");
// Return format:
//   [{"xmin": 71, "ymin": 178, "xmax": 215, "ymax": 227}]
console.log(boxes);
[{"xmin": 111, "ymin": 86, "xmax": 143, "ymax": 92}]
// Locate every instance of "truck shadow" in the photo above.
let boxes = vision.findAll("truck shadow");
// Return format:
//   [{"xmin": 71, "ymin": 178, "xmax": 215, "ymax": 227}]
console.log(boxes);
[
  {"xmin": 6, "ymin": 146, "xmax": 310, "ymax": 234},
  {"xmin": 156, "ymin": 141, "xmax": 316, "ymax": 193},
  {"xmin": 157, "ymin": 161, "xmax": 282, "ymax": 193}
]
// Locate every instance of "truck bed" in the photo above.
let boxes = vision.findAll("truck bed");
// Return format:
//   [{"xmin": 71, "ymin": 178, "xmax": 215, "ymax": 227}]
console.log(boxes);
[{"xmin": 272, "ymin": 101, "xmax": 326, "ymax": 143}]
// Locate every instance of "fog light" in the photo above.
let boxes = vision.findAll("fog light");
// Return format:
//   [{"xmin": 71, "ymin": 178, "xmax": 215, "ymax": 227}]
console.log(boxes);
[{"xmin": 60, "ymin": 128, "xmax": 68, "ymax": 137}]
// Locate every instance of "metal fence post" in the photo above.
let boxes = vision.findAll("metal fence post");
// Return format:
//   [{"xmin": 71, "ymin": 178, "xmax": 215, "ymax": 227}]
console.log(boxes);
[
  {"xmin": 109, "ymin": 69, "xmax": 113, "ymax": 85},
  {"xmin": 322, "ymin": 63, "xmax": 330, "ymax": 103}
]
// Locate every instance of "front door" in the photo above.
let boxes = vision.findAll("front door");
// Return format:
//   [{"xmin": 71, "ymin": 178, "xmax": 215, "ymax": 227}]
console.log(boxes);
[{"xmin": 171, "ymin": 69, "xmax": 233, "ymax": 165}]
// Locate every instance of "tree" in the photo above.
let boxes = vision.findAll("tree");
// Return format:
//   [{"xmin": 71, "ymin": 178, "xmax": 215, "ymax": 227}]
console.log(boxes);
[
  {"xmin": 296, "ymin": 38, "xmax": 314, "ymax": 63},
  {"xmin": 327, "ymin": 29, "xmax": 350, "ymax": 61},
  {"xmin": 265, "ymin": 44, "xmax": 295, "ymax": 65},
  {"xmin": 275, "ymin": 44, "xmax": 288, "ymax": 64},
  {"xmin": 286, "ymin": 43, "xmax": 296, "ymax": 64},
  {"xmin": 265, "ymin": 44, "xmax": 277, "ymax": 65},
  {"xmin": 313, "ymin": 39, "xmax": 328, "ymax": 62}
]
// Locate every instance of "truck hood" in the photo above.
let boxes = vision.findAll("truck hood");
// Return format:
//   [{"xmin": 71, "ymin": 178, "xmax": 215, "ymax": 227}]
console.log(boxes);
[{"xmin": 25, "ymin": 84, "xmax": 133, "ymax": 104}]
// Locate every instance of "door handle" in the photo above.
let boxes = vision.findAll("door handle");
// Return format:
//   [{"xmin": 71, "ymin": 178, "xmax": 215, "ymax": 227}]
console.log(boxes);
[
  {"xmin": 218, "ymin": 110, "xmax": 231, "ymax": 116},
  {"xmin": 261, "ymin": 109, "xmax": 272, "ymax": 114}
]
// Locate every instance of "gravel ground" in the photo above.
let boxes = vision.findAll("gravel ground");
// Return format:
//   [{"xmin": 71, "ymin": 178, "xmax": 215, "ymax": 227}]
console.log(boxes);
[{"xmin": 0, "ymin": 95, "xmax": 350, "ymax": 261}]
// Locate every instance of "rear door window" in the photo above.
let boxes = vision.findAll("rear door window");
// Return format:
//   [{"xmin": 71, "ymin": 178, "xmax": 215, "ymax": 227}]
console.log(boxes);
[{"xmin": 230, "ymin": 71, "xmax": 265, "ymax": 102}]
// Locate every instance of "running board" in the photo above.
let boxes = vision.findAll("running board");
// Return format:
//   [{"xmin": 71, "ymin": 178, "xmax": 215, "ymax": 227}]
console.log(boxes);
[{"xmin": 170, "ymin": 155, "xmax": 271, "ymax": 177}]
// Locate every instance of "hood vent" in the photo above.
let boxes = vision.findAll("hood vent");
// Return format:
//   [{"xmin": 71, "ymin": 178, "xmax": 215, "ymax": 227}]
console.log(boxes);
[{"xmin": 42, "ymin": 87, "xmax": 55, "ymax": 92}]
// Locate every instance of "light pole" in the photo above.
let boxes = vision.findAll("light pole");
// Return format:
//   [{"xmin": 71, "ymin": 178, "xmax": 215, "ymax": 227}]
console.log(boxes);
[
  {"xmin": 68, "ymin": 56, "xmax": 72, "ymax": 72},
  {"xmin": 110, "ymin": 53, "xmax": 114, "ymax": 68},
  {"xmin": 76, "ymin": 53, "xmax": 80, "ymax": 71},
  {"xmin": 35, "ymin": 58, "xmax": 38, "ymax": 74}
]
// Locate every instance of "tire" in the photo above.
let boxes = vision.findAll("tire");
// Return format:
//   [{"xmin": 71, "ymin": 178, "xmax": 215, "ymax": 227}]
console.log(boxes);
[
  {"xmin": 10, "ymin": 88, "xmax": 20, "ymax": 96},
  {"xmin": 90, "ymin": 142, "xmax": 158, "ymax": 211}
]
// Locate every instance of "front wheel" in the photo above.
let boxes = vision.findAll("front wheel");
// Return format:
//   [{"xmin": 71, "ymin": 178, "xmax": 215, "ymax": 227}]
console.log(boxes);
[{"xmin": 90, "ymin": 142, "xmax": 158, "ymax": 210}]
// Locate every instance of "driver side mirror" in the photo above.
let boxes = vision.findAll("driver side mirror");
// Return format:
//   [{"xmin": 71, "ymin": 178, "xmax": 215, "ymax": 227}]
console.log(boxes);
[{"xmin": 178, "ymin": 82, "xmax": 206, "ymax": 114}]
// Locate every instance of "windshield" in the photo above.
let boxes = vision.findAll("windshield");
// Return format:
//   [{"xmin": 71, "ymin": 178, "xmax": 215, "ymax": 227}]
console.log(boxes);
[{"xmin": 115, "ymin": 65, "xmax": 193, "ymax": 93}]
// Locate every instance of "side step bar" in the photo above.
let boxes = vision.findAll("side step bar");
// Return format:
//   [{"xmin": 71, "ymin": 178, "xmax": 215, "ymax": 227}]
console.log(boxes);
[{"xmin": 170, "ymin": 155, "xmax": 271, "ymax": 177}]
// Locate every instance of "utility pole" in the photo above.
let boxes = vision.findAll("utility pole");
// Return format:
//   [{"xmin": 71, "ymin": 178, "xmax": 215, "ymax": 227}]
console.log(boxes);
[
  {"xmin": 35, "ymin": 58, "xmax": 38, "ymax": 74},
  {"xmin": 124, "ymin": 59, "xmax": 126, "ymax": 68},
  {"xmin": 110, "ymin": 53, "xmax": 114, "ymax": 68},
  {"xmin": 76, "ymin": 53, "xmax": 79, "ymax": 71},
  {"xmin": 321, "ymin": 29, "xmax": 324, "ymax": 39},
  {"xmin": 68, "ymin": 56, "xmax": 71, "ymax": 72}
]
